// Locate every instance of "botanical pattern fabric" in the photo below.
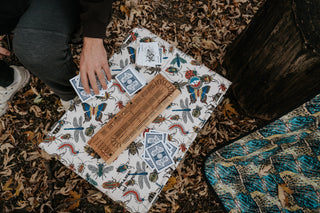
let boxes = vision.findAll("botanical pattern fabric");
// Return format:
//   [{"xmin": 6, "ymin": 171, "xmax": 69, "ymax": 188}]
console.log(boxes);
[
  {"xmin": 39, "ymin": 27, "xmax": 231, "ymax": 213},
  {"xmin": 204, "ymin": 94, "xmax": 320, "ymax": 213}
]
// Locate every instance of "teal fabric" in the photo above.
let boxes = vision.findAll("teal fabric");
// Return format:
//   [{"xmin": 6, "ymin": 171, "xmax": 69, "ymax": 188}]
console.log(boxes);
[{"xmin": 204, "ymin": 94, "xmax": 320, "ymax": 212}]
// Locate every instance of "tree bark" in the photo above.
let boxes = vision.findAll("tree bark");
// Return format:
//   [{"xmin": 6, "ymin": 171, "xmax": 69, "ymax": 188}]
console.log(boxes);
[{"xmin": 224, "ymin": 0, "xmax": 320, "ymax": 120}]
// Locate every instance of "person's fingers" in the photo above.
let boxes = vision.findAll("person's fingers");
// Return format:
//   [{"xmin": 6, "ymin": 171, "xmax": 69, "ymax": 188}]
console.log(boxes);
[
  {"xmin": 97, "ymin": 69, "xmax": 107, "ymax": 90},
  {"xmin": 80, "ymin": 71, "xmax": 91, "ymax": 94},
  {"xmin": 88, "ymin": 71, "xmax": 99, "ymax": 95},
  {"xmin": 103, "ymin": 63, "xmax": 112, "ymax": 81}
]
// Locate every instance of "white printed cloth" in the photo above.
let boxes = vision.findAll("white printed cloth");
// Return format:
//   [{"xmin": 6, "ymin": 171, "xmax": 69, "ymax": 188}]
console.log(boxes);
[{"xmin": 39, "ymin": 27, "xmax": 231, "ymax": 213}]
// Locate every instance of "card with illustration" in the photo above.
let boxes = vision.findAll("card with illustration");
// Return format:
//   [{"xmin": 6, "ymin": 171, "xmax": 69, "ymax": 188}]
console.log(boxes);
[{"xmin": 136, "ymin": 42, "xmax": 161, "ymax": 67}]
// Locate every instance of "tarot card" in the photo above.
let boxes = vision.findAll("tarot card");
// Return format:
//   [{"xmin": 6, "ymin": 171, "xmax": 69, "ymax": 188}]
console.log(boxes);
[
  {"xmin": 70, "ymin": 75, "xmax": 94, "ymax": 102},
  {"xmin": 136, "ymin": 42, "xmax": 161, "ymax": 67},
  {"xmin": 146, "ymin": 141, "xmax": 174, "ymax": 172},
  {"xmin": 115, "ymin": 65, "xmax": 146, "ymax": 96}
]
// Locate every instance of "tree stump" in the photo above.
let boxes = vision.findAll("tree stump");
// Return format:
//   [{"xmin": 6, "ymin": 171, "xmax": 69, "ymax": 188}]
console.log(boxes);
[{"xmin": 224, "ymin": 0, "xmax": 320, "ymax": 120}]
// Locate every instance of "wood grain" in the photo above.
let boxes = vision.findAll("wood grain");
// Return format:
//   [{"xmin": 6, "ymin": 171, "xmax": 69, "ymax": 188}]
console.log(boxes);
[{"xmin": 88, "ymin": 74, "xmax": 180, "ymax": 164}]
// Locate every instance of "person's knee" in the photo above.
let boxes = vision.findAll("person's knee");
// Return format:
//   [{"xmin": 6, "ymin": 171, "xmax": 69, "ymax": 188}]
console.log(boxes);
[{"xmin": 13, "ymin": 29, "xmax": 69, "ymax": 68}]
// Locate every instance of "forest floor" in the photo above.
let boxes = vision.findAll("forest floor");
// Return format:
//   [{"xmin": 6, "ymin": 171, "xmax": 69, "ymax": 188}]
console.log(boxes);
[{"xmin": 0, "ymin": 0, "xmax": 266, "ymax": 212}]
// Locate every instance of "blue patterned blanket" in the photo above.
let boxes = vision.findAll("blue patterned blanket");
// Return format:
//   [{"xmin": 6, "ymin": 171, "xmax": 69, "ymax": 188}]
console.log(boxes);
[{"xmin": 204, "ymin": 94, "xmax": 320, "ymax": 212}]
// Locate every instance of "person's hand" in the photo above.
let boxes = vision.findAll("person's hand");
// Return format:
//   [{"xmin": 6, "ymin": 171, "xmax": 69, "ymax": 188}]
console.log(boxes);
[
  {"xmin": 80, "ymin": 37, "xmax": 111, "ymax": 95},
  {"xmin": 0, "ymin": 36, "xmax": 10, "ymax": 59}
]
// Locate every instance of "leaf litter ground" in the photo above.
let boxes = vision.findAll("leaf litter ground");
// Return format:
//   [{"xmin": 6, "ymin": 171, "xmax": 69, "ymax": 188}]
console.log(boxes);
[{"xmin": 0, "ymin": 0, "xmax": 266, "ymax": 212}]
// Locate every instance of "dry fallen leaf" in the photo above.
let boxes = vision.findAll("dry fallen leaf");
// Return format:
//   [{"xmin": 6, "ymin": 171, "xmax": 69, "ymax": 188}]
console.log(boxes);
[
  {"xmin": 65, "ymin": 190, "xmax": 81, "ymax": 211},
  {"xmin": 163, "ymin": 176, "xmax": 177, "ymax": 192},
  {"xmin": 222, "ymin": 99, "xmax": 239, "ymax": 118},
  {"xmin": 120, "ymin": 5, "xmax": 130, "ymax": 17},
  {"xmin": 2, "ymin": 178, "xmax": 13, "ymax": 191}
]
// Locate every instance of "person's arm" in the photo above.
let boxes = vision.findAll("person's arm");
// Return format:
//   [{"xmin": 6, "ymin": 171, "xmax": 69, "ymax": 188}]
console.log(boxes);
[{"xmin": 79, "ymin": 0, "xmax": 113, "ymax": 95}]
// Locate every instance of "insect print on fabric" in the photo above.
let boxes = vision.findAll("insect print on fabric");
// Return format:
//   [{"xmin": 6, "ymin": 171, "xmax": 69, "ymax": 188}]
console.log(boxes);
[
  {"xmin": 63, "ymin": 116, "xmax": 85, "ymax": 143},
  {"xmin": 102, "ymin": 178, "xmax": 121, "ymax": 190},
  {"xmin": 170, "ymin": 53, "xmax": 187, "ymax": 67},
  {"xmin": 78, "ymin": 162, "xmax": 85, "ymax": 173},
  {"xmin": 210, "ymin": 93, "xmax": 222, "ymax": 103},
  {"xmin": 82, "ymin": 103, "xmax": 107, "ymax": 123},
  {"xmin": 172, "ymin": 80, "xmax": 188, "ymax": 92},
  {"xmin": 86, "ymin": 173, "xmax": 98, "ymax": 186},
  {"xmin": 115, "ymin": 101, "xmax": 124, "ymax": 110},
  {"xmin": 120, "ymin": 58, "xmax": 129, "ymax": 69},
  {"xmin": 192, "ymin": 106, "xmax": 202, "ymax": 118},
  {"xmin": 165, "ymin": 66, "xmax": 182, "ymax": 77},
  {"xmin": 170, "ymin": 114, "xmax": 180, "ymax": 121},
  {"xmin": 60, "ymin": 133, "xmax": 72, "ymax": 140},
  {"xmin": 127, "ymin": 141, "xmax": 144, "ymax": 156},
  {"xmin": 145, "ymin": 66, "xmax": 161, "ymax": 76},
  {"xmin": 68, "ymin": 163, "xmax": 76, "ymax": 172},
  {"xmin": 112, "ymin": 82, "xmax": 126, "ymax": 93},
  {"xmin": 117, "ymin": 163, "xmax": 130, "ymax": 173},
  {"xmin": 123, "ymin": 190, "xmax": 144, "ymax": 203},
  {"xmin": 149, "ymin": 170, "xmax": 158, "ymax": 182},
  {"xmin": 128, "ymin": 161, "xmax": 150, "ymax": 189},
  {"xmin": 121, "ymin": 32, "xmax": 138, "ymax": 49},
  {"xmin": 52, "ymin": 120, "xmax": 69, "ymax": 134},
  {"xmin": 68, "ymin": 97, "xmax": 82, "ymax": 112},
  {"xmin": 179, "ymin": 143, "xmax": 187, "ymax": 152},
  {"xmin": 58, "ymin": 143, "xmax": 79, "ymax": 155},
  {"xmin": 140, "ymin": 37, "xmax": 154, "ymax": 43},
  {"xmin": 85, "ymin": 124, "xmax": 96, "ymax": 137},
  {"xmin": 148, "ymin": 192, "xmax": 157, "ymax": 203},
  {"xmin": 193, "ymin": 126, "xmax": 201, "ymax": 133},
  {"xmin": 152, "ymin": 115, "xmax": 171, "ymax": 126},
  {"xmin": 169, "ymin": 124, "xmax": 189, "ymax": 135},
  {"xmin": 127, "ymin": 47, "xmax": 136, "ymax": 64},
  {"xmin": 172, "ymin": 98, "xmax": 194, "ymax": 123},
  {"xmin": 95, "ymin": 92, "xmax": 114, "ymax": 102},
  {"xmin": 185, "ymin": 71, "xmax": 210, "ymax": 104},
  {"xmin": 201, "ymin": 74, "xmax": 214, "ymax": 83},
  {"xmin": 88, "ymin": 163, "xmax": 114, "ymax": 178},
  {"xmin": 219, "ymin": 83, "xmax": 227, "ymax": 92},
  {"xmin": 125, "ymin": 178, "xmax": 136, "ymax": 187},
  {"xmin": 42, "ymin": 135, "xmax": 58, "ymax": 144},
  {"xmin": 84, "ymin": 145, "xmax": 101, "ymax": 159}
]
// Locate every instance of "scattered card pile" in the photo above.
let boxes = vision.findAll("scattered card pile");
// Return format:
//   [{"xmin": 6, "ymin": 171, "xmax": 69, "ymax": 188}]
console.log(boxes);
[
  {"xmin": 136, "ymin": 42, "xmax": 162, "ymax": 67},
  {"xmin": 142, "ymin": 130, "xmax": 178, "ymax": 172},
  {"xmin": 115, "ymin": 65, "xmax": 147, "ymax": 96},
  {"xmin": 71, "ymin": 41, "xmax": 163, "ymax": 101},
  {"xmin": 70, "ymin": 74, "xmax": 113, "ymax": 102}
]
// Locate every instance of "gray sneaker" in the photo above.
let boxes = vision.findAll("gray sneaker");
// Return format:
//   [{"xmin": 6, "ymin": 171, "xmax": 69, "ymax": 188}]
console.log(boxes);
[{"xmin": 0, "ymin": 66, "xmax": 30, "ymax": 117}]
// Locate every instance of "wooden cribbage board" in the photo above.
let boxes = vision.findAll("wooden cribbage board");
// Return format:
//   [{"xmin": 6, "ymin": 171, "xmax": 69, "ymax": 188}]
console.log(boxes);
[{"xmin": 88, "ymin": 74, "xmax": 180, "ymax": 164}]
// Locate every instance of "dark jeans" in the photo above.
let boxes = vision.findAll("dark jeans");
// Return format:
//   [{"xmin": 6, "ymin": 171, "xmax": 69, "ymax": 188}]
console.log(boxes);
[{"xmin": 2, "ymin": 0, "xmax": 80, "ymax": 100}]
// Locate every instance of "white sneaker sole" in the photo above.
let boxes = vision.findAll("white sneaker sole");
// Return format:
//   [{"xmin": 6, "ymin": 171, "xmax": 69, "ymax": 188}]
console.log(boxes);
[{"xmin": 0, "ymin": 66, "xmax": 31, "ymax": 117}]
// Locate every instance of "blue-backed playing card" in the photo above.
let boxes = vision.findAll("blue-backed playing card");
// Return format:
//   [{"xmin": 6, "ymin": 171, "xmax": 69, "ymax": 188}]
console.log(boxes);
[
  {"xmin": 146, "ymin": 141, "xmax": 174, "ymax": 172},
  {"xmin": 145, "ymin": 132, "xmax": 164, "ymax": 148},
  {"xmin": 70, "ymin": 75, "xmax": 94, "ymax": 102},
  {"xmin": 115, "ymin": 65, "xmax": 146, "ymax": 96}
]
